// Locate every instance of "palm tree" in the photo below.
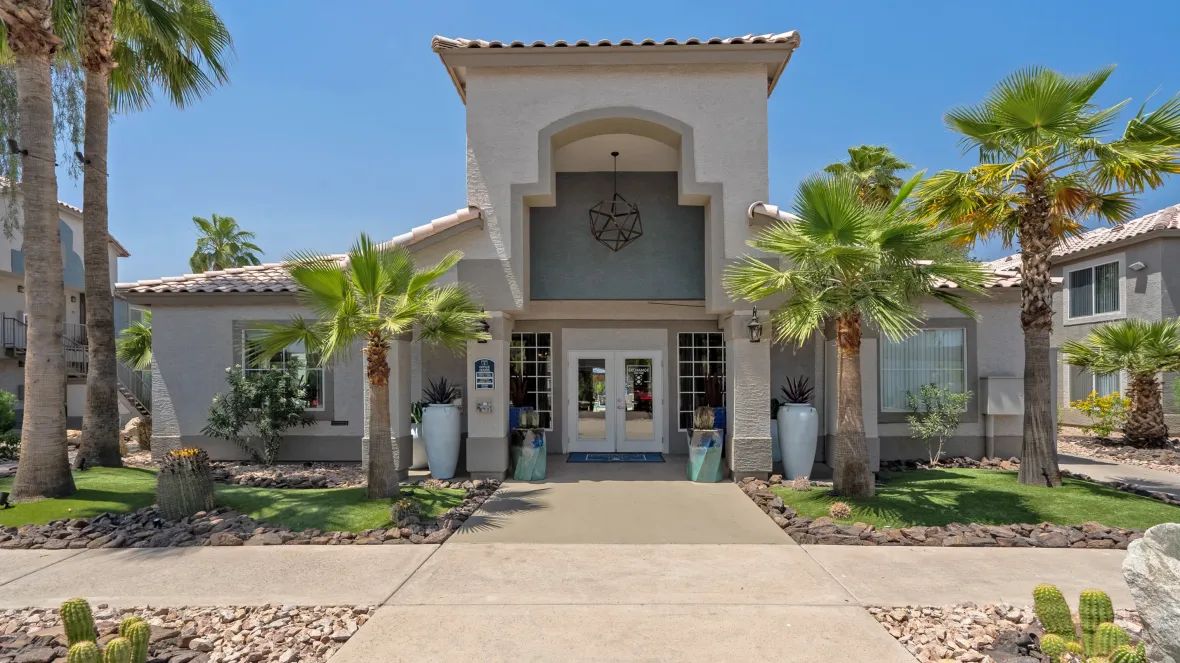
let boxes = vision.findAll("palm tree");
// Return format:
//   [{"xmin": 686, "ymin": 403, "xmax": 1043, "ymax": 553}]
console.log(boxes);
[
  {"xmin": 189, "ymin": 214, "xmax": 263, "ymax": 273},
  {"xmin": 72, "ymin": 0, "xmax": 232, "ymax": 469},
  {"xmin": 1061, "ymin": 319, "xmax": 1180, "ymax": 448},
  {"xmin": 915, "ymin": 66, "xmax": 1180, "ymax": 487},
  {"xmin": 824, "ymin": 145, "xmax": 913, "ymax": 205},
  {"xmin": 116, "ymin": 310, "xmax": 151, "ymax": 369},
  {"xmin": 0, "ymin": 0, "xmax": 74, "ymax": 498},
  {"xmin": 254, "ymin": 234, "xmax": 487, "ymax": 499},
  {"xmin": 724, "ymin": 173, "xmax": 990, "ymax": 497}
]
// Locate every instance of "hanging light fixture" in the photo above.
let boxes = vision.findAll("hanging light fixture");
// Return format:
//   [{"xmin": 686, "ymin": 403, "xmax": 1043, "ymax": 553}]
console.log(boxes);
[
  {"xmin": 747, "ymin": 307, "xmax": 764, "ymax": 343},
  {"xmin": 588, "ymin": 151, "xmax": 643, "ymax": 252}
]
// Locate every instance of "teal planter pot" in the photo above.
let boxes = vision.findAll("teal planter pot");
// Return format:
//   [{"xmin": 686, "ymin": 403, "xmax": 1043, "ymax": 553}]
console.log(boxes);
[
  {"xmin": 686, "ymin": 429, "xmax": 724, "ymax": 483},
  {"xmin": 513, "ymin": 430, "xmax": 547, "ymax": 481}
]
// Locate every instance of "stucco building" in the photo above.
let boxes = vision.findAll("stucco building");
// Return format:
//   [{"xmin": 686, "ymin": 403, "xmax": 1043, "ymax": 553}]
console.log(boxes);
[{"xmin": 118, "ymin": 31, "xmax": 1034, "ymax": 479}]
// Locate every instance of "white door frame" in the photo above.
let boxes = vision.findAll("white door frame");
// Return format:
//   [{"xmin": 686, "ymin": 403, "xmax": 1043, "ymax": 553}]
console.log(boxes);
[{"xmin": 566, "ymin": 350, "xmax": 664, "ymax": 453}]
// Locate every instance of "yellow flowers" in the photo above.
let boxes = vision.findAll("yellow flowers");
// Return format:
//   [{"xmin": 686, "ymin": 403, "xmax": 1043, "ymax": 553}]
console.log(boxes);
[
  {"xmin": 1070, "ymin": 391, "xmax": 1129, "ymax": 439},
  {"xmin": 167, "ymin": 448, "xmax": 203, "ymax": 459}
]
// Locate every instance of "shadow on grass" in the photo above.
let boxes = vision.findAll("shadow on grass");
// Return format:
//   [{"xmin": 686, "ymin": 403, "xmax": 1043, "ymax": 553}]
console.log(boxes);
[
  {"xmin": 458, "ymin": 487, "xmax": 551, "ymax": 533},
  {"xmin": 214, "ymin": 485, "xmax": 466, "ymax": 533}
]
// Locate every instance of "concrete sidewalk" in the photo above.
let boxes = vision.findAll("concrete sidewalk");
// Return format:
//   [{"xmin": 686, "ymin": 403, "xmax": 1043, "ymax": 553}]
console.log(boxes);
[{"xmin": 1060, "ymin": 453, "xmax": 1180, "ymax": 498}]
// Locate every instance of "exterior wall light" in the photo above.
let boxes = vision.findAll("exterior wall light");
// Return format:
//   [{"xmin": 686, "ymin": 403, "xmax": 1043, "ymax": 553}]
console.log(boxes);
[
  {"xmin": 70, "ymin": 295, "xmax": 77, "ymax": 303},
  {"xmin": 747, "ymin": 307, "xmax": 764, "ymax": 343},
  {"xmin": 1129, "ymin": 261, "xmax": 1146, "ymax": 271},
  {"xmin": 476, "ymin": 310, "xmax": 490, "ymax": 343}
]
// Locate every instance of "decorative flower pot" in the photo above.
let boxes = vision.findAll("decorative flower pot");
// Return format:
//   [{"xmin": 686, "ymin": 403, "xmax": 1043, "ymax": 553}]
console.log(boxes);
[
  {"xmin": 422, "ymin": 404, "xmax": 461, "ymax": 479},
  {"xmin": 712, "ymin": 407, "xmax": 727, "ymax": 434},
  {"xmin": 778, "ymin": 403, "xmax": 818, "ymax": 479},
  {"xmin": 513, "ymin": 430, "xmax": 547, "ymax": 481},
  {"xmin": 687, "ymin": 429, "xmax": 724, "ymax": 483},
  {"xmin": 410, "ymin": 423, "xmax": 428, "ymax": 470}
]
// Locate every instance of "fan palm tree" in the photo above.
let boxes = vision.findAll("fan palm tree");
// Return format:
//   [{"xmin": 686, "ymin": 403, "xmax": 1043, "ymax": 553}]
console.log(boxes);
[
  {"xmin": 725, "ymin": 173, "xmax": 991, "ymax": 497},
  {"xmin": 69, "ymin": 0, "xmax": 231, "ymax": 469},
  {"xmin": 116, "ymin": 310, "xmax": 151, "ymax": 370},
  {"xmin": 914, "ymin": 66, "xmax": 1180, "ymax": 487},
  {"xmin": 1061, "ymin": 319, "xmax": 1180, "ymax": 447},
  {"xmin": 189, "ymin": 214, "xmax": 262, "ymax": 273},
  {"xmin": 0, "ymin": 0, "xmax": 75, "ymax": 499},
  {"xmin": 824, "ymin": 145, "xmax": 913, "ymax": 205},
  {"xmin": 253, "ymin": 234, "xmax": 488, "ymax": 499}
]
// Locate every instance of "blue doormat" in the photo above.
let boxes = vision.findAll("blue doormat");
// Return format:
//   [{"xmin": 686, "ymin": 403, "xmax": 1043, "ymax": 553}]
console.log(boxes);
[{"xmin": 567, "ymin": 452, "xmax": 665, "ymax": 463}]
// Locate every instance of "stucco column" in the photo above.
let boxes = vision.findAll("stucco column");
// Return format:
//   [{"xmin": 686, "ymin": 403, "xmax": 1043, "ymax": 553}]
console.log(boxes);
[
  {"xmin": 466, "ymin": 312, "xmax": 513, "ymax": 480},
  {"xmin": 724, "ymin": 312, "xmax": 772, "ymax": 480},
  {"xmin": 361, "ymin": 334, "xmax": 413, "ymax": 480}
]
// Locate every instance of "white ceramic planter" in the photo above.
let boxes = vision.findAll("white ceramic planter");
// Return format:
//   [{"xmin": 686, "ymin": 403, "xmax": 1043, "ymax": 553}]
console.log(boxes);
[
  {"xmin": 410, "ymin": 423, "xmax": 428, "ymax": 470},
  {"xmin": 770, "ymin": 420, "xmax": 781, "ymax": 463},
  {"xmin": 778, "ymin": 403, "xmax": 818, "ymax": 479},
  {"xmin": 422, "ymin": 404, "xmax": 461, "ymax": 479}
]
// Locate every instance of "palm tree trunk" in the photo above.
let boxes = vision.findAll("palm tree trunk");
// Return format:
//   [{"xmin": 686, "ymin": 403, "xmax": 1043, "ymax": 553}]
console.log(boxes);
[
  {"xmin": 3, "ymin": 0, "xmax": 75, "ymax": 499},
  {"xmin": 1124, "ymin": 372, "xmax": 1167, "ymax": 448},
  {"xmin": 365, "ymin": 335, "xmax": 398, "ymax": 499},
  {"xmin": 75, "ymin": 1, "xmax": 121, "ymax": 468},
  {"xmin": 1016, "ymin": 179, "xmax": 1063, "ymax": 487},
  {"xmin": 834, "ymin": 313, "xmax": 874, "ymax": 497}
]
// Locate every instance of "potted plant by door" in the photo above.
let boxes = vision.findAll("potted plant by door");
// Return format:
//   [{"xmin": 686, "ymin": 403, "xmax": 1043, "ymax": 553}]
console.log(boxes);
[
  {"xmin": 687, "ymin": 406, "xmax": 724, "ymax": 482},
  {"xmin": 705, "ymin": 374, "xmax": 725, "ymax": 432},
  {"xmin": 508, "ymin": 369, "xmax": 532, "ymax": 430},
  {"xmin": 513, "ymin": 410, "xmax": 547, "ymax": 481},
  {"xmin": 777, "ymin": 376, "xmax": 818, "ymax": 479},
  {"xmin": 410, "ymin": 401, "xmax": 428, "ymax": 470},
  {"xmin": 421, "ymin": 377, "xmax": 462, "ymax": 479}
]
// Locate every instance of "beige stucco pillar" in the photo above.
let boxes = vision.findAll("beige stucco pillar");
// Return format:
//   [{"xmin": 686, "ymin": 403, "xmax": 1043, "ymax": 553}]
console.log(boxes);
[
  {"xmin": 724, "ymin": 312, "xmax": 772, "ymax": 480},
  {"xmin": 361, "ymin": 334, "xmax": 413, "ymax": 480},
  {"xmin": 466, "ymin": 312, "xmax": 513, "ymax": 480}
]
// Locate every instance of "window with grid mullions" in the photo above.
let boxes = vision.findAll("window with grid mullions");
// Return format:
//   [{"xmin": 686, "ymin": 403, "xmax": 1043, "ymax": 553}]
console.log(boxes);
[
  {"xmin": 510, "ymin": 332, "xmax": 553, "ymax": 429},
  {"xmin": 677, "ymin": 332, "xmax": 725, "ymax": 430}
]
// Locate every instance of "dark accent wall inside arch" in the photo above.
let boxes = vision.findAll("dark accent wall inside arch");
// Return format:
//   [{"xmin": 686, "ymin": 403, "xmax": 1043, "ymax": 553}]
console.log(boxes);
[{"xmin": 530, "ymin": 171, "xmax": 705, "ymax": 300}]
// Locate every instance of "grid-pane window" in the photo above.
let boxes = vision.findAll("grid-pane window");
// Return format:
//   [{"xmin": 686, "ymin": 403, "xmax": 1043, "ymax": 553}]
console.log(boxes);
[
  {"xmin": 1068, "ymin": 364, "xmax": 1119, "ymax": 403},
  {"xmin": 677, "ymin": 332, "xmax": 725, "ymax": 430},
  {"xmin": 880, "ymin": 329, "xmax": 967, "ymax": 412},
  {"xmin": 1068, "ymin": 261, "xmax": 1120, "ymax": 319},
  {"xmin": 510, "ymin": 332, "xmax": 552, "ymax": 429},
  {"xmin": 242, "ymin": 329, "xmax": 325, "ymax": 410}
]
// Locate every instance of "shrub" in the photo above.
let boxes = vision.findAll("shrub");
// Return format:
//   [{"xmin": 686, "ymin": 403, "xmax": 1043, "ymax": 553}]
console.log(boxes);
[
  {"xmin": 1070, "ymin": 391, "xmax": 1129, "ymax": 439},
  {"xmin": 906, "ymin": 384, "xmax": 973, "ymax": 465},
  {"xmin": 202, "ymin": 364, "xmax": 314, "ymax": 465},
  {"xmin": 0, "ymin": 429, "xmax": 18, "ymax": 460},
  {"xmin": 0, "ymin": 388, "xmax": 15, "ymax": 433}
]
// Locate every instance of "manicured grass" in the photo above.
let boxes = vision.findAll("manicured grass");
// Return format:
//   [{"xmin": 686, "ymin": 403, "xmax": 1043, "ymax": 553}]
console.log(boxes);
[
  {"xmin": 772, "ymin": 469, "xmax": 1180, "ymax": 531},
  {"xmin": 0, "ymin": 467, "xmax": 465, "ymax": 532}
]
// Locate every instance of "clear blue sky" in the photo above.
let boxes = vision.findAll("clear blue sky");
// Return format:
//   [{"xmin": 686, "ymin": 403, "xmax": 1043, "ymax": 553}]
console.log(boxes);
[{"xmin": 56, "ymin": 0, "xmax": 1180, "ymax": 282}]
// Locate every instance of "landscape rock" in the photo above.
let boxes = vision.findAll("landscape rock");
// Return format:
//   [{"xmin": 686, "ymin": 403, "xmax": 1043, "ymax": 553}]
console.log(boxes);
[{"xmin": 1123, "ymin": 522, "xmax": 1180, "ymax": 663}]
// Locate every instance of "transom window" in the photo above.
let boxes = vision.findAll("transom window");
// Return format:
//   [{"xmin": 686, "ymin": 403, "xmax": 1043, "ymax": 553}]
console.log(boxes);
[
  {"xmin": 510, "ymin": 332, "xmax": 553, "ymax": 429},
  {"xmin": 1068, "ymin": 365, "xmax": 1119, "ymax": 404},
  {"xmin": 1068, "ymin": 260, "xmax": 1120, "ymax": 319},
  {"xmin": 242, "ymin": 329, "xmax": 325, "ymax": 411},
  {"xmin": 677, "ymin": 332, "xmax": 726, "ymax": 430},
  {"xmin": 880, "ymin": 328, "xmax": 967, "ymax": 412}
]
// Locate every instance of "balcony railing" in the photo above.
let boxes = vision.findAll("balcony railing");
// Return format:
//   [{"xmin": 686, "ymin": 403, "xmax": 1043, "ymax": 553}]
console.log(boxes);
[
  {"xmin": 117, "ymin": 361, "xmax": 152, "ymax": 415},
  {"xmin": 2, "ymin": 315, "xmax": 88, "ymax": 376},
  {"xmin": 2, "ymin": 315, "xmax": 25, "ymax": 353}
]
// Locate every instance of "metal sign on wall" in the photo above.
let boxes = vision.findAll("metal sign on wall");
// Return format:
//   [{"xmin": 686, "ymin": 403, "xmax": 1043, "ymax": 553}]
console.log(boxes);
[{"xmin": 474, "ymin": 358, "xmax": 495, "ymax": 390}]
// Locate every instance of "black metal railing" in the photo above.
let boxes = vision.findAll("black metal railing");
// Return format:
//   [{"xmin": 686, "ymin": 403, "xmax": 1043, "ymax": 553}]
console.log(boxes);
[
  {"xmin": 117, "ymin": 361, "xmax": 151, "ymax": 414},
  {"xmin": 2, "ymin": 314, "xmax": 26, "ymax": 353}
]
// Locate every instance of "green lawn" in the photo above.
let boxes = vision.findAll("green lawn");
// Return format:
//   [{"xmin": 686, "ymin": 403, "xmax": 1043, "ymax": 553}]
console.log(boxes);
[
  {"xmin": 773, "ymin": 469, "xmax": 1180, "ymax": 531},
  {"xmin": 0, "ymin": 467, "xmax": 465, "ymax": 532}
]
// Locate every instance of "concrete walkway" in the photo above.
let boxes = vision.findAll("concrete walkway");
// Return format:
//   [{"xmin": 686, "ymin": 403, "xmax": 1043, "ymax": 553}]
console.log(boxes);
[{"xmin": 1060, "ymin": 453, "xmax": 1180, "ymax": 498}]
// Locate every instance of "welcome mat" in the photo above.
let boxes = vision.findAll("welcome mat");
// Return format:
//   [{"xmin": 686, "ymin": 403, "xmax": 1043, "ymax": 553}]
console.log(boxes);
[{"xmin": 567, "ymin": 452, "xmax": 665, "ymax": 463}]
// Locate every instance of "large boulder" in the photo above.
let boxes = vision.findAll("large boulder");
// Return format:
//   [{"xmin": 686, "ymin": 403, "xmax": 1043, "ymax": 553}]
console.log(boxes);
[{"xmin": 1123, "ymin": 522, "xmax": 1180, "ymax": 663}]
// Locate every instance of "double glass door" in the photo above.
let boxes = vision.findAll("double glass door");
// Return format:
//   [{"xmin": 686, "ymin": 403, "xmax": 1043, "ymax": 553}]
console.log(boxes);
[{"xmin": 567, "ymin": 351, "xmax": 663, "ymax": 453}]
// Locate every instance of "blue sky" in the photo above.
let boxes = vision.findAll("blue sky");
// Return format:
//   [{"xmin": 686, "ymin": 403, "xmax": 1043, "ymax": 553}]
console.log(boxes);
[{"xmin": 56, "ymin": 0, "xmax": 1180, "ymax": 282}]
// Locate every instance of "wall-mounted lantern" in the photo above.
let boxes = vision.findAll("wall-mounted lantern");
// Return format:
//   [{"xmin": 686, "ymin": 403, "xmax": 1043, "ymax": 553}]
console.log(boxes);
[
  {"xmin": 476, "ymin": 310, "xmax": 490, "ymax": 343},
  {"xmin": 747, "ymin": 307, "xmax": 764, "ymax": 343}
]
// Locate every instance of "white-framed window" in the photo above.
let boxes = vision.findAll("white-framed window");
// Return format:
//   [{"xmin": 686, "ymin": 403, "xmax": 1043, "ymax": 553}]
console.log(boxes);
[
  {"xmin": 510, "ymin": 332, "xmax": 553, "ymax": 429},
  {"xmin": 880, "ymin": 328, "xmax": 967, "ymax": 412},
  {"xmin": 1065, "ymin": 257, "xmax": 1122, "ymax": 322},
  {"xmin": 677, "ymin": 332, "xmax": 726, "ymax": 430},
  {"xmin": 1067, "ymin": 364, "xmax": 1120, "ymax": 405},
  {"xmin": 241, "ymin": 329, "xmax": 325, "ymax": 411}
]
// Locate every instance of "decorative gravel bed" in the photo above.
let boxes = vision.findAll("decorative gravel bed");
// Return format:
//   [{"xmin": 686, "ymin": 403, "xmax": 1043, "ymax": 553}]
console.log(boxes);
[
  {"xmin": 208, "ymin": 462, "xmax": 367, "ymax": 489},
  {"xmin": 1059, "ymin": 431, "xmax": 1180, "ymax": 475},
  {"xmin": 0, "ymin": 479, "xmax": 498, "ymax": 550},
  {"xmin": 870, "ymin": 603, "xmax": 1143, "ymax": 663},
  {"xmin": 0, "ymin": 604, "xmax": 372, "ymax": 663},
  {"xmin": 741, "ymin": 477, "xmax": 1143, "ymax": 548},
  {"xmin": 880, "ymin": 456, "xmax": 1021, "ymax": 472}
]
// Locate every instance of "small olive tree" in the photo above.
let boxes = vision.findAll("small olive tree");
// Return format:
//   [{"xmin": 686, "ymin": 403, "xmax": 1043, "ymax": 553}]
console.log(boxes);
[
  {"xmin": 906, "ymin": 384, "xmax": 973, "ymax": 465},
  {"xmin": 202, "ymin": 363, "xmax": 314, "ymax": 465}
]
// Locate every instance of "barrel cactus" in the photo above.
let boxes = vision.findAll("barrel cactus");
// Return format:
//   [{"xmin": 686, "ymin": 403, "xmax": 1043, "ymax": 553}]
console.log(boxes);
[
  {"xmin": 156, "ymin": 448, "xmax": 215, "ymax": 520},
  {"xmin": 120, "ymin": 618, "xmax": 151, "ymax": 663},
  {"xmin": 692, "ymin": 406, "xmax": 715, "ymax": 431},
  {"xmin": 60, "ymin": 598, "xmax": 97, "ymax": 645},
  {"xmin": 1108, "ymin": 643, "xmax": 1147, "ymax": 663},
  {"xmin": 1093, "ymin": 622, "xmax": 1130, "ymax": 657},
  {"xmin": 1079, "ymin": 589, "xmax": 1115, "ymax": 654},
  {"xmin": 1040, "ymin": 634, "xmax": 1068, "ymax": 662},
  {"xmin": 103, "ymin": 637, "xmax": 132, "ymax": 663},
  {"xmin": 828, "ymin": 501, "xmax": 852, "ymax": 519},
  {"xmin": 66, "ymin": 641, "xmax": 100, "ymax": 663},
  {"xmin": 1033, "ymin": 584, "xmax": 1078, "ymax": 641}
]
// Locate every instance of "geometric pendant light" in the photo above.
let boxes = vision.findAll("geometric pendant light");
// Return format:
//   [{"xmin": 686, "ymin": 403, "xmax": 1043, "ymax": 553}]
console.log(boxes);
[{"xmin": 588, "ymin": 151, "xmax": 643, "ymax": 252}]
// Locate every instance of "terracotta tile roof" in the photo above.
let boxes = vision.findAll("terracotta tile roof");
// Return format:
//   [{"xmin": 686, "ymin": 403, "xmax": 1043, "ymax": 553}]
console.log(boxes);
[
  {"xmin": 431, "ymin": 32, "xmax": 801, "ymax": 50},
  {"xmin": 117, "ymin": 206, "xmax": 483, "ymax": 295},
  {"xmin": 990, "ymin": 203, "xmax": 1180, "ymax": 269}
]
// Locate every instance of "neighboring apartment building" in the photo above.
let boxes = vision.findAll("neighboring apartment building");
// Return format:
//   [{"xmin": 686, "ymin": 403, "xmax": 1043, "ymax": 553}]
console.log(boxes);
[
  {"xmin": 989, "ymin": 202, "xmax": 1180, "ymax": 430},
  {"xmin": 0, "ymin": 190, "xmax": 138, "ymax": 427}
]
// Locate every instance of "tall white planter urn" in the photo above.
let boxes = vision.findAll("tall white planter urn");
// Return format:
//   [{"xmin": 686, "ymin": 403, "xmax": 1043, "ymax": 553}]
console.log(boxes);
[
  {"xmin": 422, "ymin": 404, "xmax": 460, "ymax": 479},
  {"xmin": 778, "ymin": 403, "xmax": 818, "ymax": 479},
  {"xmin": 410, "ymin": 423, "xmax": 428, "ymax": 470}
]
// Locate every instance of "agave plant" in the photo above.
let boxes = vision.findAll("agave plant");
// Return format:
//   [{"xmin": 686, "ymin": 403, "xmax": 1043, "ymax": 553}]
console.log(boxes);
[
  {"xmin": 781, "ymin": 376, "xmax": 814, "ymax": 404},
  {"xmin": 423, "ymin": 377, "xmax": 462, "ymax": 405}
]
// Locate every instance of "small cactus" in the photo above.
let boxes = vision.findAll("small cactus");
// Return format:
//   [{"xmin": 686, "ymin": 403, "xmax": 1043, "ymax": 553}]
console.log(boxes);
[
  {"xmin": 103, "ymin": 637, "xmax": 132, "ymax": 663},
  {"xmin": 120, "ymin": 618, "xmax": 151, "ymax": 663},
  {"xmin": 1093, "ymin": 622, "xmax": 1130, "ymax": 657},
  {"xmin": 391, "ymin": 498, "xmax": 418, "ymax": 524},
  {"xmin": 790, "ymin": 476, "xmax": 811, "ymax": 491},
  {"xmin": 1108, "ymin": 643, "xmax": 1147, "ymax": 663},
  {"xmin": 156, "ymin": 448, "xmax": 215, "ymax": 520},
  {"xmin": 1066, "ymin": 641, "xmax": 1086, "ymax": 656},
  {"xmin": 1033, "ymin": 583, "xmax": 1078, "ymax": 641},
  {"xmin": 67, "ymin": 642, "xmax": 100, "ymax": 663},
  {"xmin": 60, "ymin": 598, "xmax": 97, "ymax": 645},
  {"xmin": 692, "ymin": 406, "xmax": 715, "ymax": 431},
  {"xmin": 1040, "ymin": 633, "xmax": 1069, "ymax": 662},
  {"xmin": 1079, "ymin": 589, "xmax": 1115, "ymax": 654},
  {"xmin": 829, "ymin": 501, "xmax": 852, "ymax": 519}
]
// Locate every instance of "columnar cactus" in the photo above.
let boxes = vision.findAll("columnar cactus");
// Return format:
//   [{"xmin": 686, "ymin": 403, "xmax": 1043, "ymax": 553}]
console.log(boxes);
[
  {"xmin": 1040, "ymin": 634, "xmax": 1068, "ymax": 662},
  {"xmin": 60, "ymin": 598, "xmax": 98, "ymax": 645},
  {"xmin": 1108, "ymin": 643, "xmax": 1147, "ymax": 663},
  {"xmin": 103, "ymin": 637, "xmax": 132, "ymax": 663},
  {"xmin": 67, "ymin": 642, "xmax": 100, "ymax": 663},
  {"xmin": 1093, "ymin": 622, "xmax": 1130, "ymax": 657},
  {"xmin": 120, "ymin": 618, "xmax": 151, "ymax": 663},
  {"xmin": 1079, "ymin": 589, "xmax": 1115, "ymax": 654},
  {"xmin": 156, "ymin": 448, "xmax": 215, "ymax": 520},
  {"xmin": 1033, "ymin": 584, "xmax": 1078, "ymax": 641}
]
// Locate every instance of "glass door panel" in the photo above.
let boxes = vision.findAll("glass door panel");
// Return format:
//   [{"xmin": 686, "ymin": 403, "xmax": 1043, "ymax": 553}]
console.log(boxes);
[
  {"xmin": 615, "ymin": 352, "xmax": 662, "ymax": 453},
  {"xmin": 568, "ymin": 354, "xmax": 615, "ymax": 452}
]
